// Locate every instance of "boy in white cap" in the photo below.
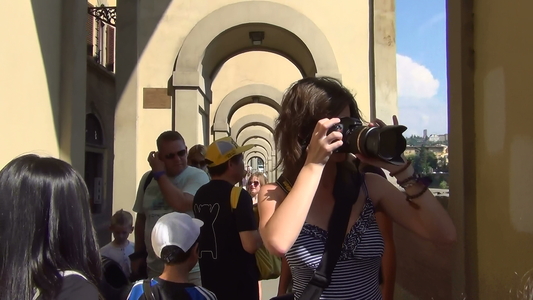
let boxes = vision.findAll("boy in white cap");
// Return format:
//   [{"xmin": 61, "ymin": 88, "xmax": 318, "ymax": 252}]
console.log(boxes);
[{"xmin": 126, "ymin": 212, "xmax": 217, "ymax": 300}]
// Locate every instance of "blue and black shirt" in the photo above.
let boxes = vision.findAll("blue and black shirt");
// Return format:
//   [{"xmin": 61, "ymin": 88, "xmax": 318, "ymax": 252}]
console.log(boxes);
[{"xmin": 127, "ymin": 278, "xmax": 217, "ymax": 300}]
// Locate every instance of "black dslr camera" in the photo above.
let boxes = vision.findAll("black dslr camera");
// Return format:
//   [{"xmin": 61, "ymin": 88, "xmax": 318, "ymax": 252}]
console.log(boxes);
[{"xmin": 327, "ymin": 117, "xmax": 407, "ymax": 165}]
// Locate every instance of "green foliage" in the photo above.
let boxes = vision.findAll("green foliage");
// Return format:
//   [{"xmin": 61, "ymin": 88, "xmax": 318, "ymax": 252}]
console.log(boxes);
[
  {"xmin": 406, "ymin": 135, "xmax": 425, "ymax": 146},
  {"xmin": 406, "ymin": 146, "xmax": 438, "ymax": 175},
  {"xmin": 437, "ymin": 157, "xmax": 449, "ymax": 172},
  {"xmin": 439, "ymin": 180, "xmax": 449, "ymax": 189}
]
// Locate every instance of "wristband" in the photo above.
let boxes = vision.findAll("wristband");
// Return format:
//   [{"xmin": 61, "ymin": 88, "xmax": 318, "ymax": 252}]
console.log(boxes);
[{"xmin": 153, "ymin": 171, "xmax": 166, "ymax": 181}]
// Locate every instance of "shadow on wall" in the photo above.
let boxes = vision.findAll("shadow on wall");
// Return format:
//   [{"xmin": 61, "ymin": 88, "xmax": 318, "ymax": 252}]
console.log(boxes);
[
  {"xmin": 31, "ymin": 0, "xmax": 62, "ymax": 139},
  {"xmin": 115, "ymin": 0, "xmax": 172, "ymax": 104},
  {"xmin": 393, "ymin": 219, "xmax": 454, "ymax": 300}
]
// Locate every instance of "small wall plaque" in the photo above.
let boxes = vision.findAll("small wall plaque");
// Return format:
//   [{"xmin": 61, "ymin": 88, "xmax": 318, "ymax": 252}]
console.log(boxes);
[{"xmin": 143, "ymin": 88, "xmax": 171, "ymax": 109}]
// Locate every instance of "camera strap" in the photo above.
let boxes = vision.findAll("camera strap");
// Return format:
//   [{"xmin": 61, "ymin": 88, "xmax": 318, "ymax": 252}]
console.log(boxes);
[
  {"xmin": 275, "ymin": 162, "xmax": 361, "ymax": 300},
  {"xmin": 275, "ymin": 174, "xmax": 292, "ymax": 194}
]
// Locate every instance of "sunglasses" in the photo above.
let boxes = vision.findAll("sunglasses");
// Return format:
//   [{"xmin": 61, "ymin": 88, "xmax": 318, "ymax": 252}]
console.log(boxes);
[
  {"xmin": 164, "ymin": 149, "xmax": 187, "ymax": 160},
  {"xmin": 248, "ymin": 181, "xmax": 260, "ymax": 187},
  {"xmin": 190, "ymin": 159, "xmax": 207, "ymax": 167}
]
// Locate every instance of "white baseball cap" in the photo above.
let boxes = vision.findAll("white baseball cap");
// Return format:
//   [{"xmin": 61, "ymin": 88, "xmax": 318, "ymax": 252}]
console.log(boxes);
[{"xmin": 151, "ymin": 212, "xmax": 204, "ymax": 257}]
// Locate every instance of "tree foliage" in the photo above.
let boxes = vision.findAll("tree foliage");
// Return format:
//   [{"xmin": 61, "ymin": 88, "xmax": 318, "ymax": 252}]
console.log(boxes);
[{"xmin": 405, "ymin": 146, "xmax": 439, "ymax": 175}]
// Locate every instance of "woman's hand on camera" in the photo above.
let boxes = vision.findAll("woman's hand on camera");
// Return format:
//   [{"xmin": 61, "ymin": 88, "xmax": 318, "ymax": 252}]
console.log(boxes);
[
  {"xmin": 356, "ymin": 115, "xmax": 409, "ymax": 173},
  {"xmin": 304, "ymin": 118, "xmax": 344, "ymax": 167}
]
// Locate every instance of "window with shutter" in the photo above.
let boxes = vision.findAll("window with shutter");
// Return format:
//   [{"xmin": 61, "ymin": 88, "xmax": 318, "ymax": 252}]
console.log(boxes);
[{"xmin": 105, "ymin": 26, "xmax": 115, "ymax": 72}]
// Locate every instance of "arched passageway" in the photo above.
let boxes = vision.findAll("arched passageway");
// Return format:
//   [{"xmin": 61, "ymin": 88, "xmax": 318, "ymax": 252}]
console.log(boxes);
[{"xmin": 170, "ymin": 1, "xmax": 341, "ymax": 146}]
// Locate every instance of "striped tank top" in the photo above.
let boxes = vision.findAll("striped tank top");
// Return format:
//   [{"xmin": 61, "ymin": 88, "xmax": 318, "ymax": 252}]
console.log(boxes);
[{"xmin": 285, "ymin": 185, "xmax": 385, "ymax": 299}]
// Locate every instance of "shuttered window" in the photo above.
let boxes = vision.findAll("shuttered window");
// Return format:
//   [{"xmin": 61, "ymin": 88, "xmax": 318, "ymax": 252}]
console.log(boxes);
[{"xmin": 105, "ymin": 26, "xmax": 115, "ymax": 72}]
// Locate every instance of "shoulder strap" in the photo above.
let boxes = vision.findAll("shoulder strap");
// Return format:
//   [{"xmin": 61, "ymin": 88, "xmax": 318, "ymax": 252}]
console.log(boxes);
[
  {"xmin": 33, "ymin": 271, "xmax": 92, "ymax": 300},
  {"xmin": 143, "ymin": 172, "xmax": 154, "ymax": 192},
  {"xmin": 230, "ymin": 186, "xmax": 242, "ymax": 210},
  {"xmin": 361, "ymin": 174, "xmax": 370, "ymax": 200},
  {"xmin": 300, "ymin": 162, "xmax": 362, "ymax": 300},
  {"xmin": 61, "ymin": 270, "xmax": 88, "ymax": 281},
  {"xmin": 143, "ymin": 279, "xmax": 156, "ymax": 300}
]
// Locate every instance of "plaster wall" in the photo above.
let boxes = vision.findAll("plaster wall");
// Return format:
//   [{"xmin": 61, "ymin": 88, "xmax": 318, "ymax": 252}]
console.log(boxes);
[
  {"xmin": 0, "ymin": 0, "xmax": 86, "ymax": 171},
  {"xmin": 447, "ymin": 0, "xmax": 533, "ymax": 298}
]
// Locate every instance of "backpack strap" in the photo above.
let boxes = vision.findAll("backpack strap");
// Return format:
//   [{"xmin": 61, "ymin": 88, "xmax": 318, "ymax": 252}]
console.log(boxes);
[
  {"xmin": 361, "ymin": 174, "xmax": 370, "ymax": 201},
  {"xmin": 143, "ymin": 172, "xmax": 154, "ymax": 192},
  {"xmin": 230, "ymin": 186, "xmax": 242, "ymax": 210},
  {"xmin": 143, "ymin": 279, "xmax": 156, "ymax": 300}
]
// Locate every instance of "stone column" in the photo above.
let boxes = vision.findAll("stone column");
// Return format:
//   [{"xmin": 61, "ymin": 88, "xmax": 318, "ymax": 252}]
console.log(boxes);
[
  {"xmin": 251, "ymin": 157, "xmax": 258, "ymax": 171},
  {"xmin": 57, "ymin": 0, "xmax": 87, "ymax": 172},
  {"xmin": 213, "ymin": 120, "xmax": 230, "ymax": 140},
  {"xmin": 174, "ymin": 88, "xmax": 206, "ymax": 146},
  {"xmin": 114, "ymin": 0, "xmax": 140, "ymax": 216},
  {"xmin": 265, "ymin": 156, "xmax": 274, "ymax": 182},
  {"xmin": 372, "ymin": 0, "xmax": 399, "ymax": 122}
]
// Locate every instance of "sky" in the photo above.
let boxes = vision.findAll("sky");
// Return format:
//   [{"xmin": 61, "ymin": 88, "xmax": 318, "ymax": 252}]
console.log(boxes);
[{"xmin": 396, "ymin": 0, "xmax": 448, "ymax": 137}]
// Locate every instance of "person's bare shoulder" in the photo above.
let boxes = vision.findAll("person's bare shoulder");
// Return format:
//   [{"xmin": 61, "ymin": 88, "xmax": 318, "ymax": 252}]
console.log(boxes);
[{"xmin": 259, "ymin": 182, "xmax": 288, "ymax": 206}]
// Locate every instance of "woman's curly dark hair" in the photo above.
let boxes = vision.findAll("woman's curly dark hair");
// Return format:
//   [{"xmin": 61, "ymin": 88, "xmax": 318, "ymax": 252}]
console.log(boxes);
[{"xmin": 274, "ymin": 77, "xmax": 362, "ymax": 180}]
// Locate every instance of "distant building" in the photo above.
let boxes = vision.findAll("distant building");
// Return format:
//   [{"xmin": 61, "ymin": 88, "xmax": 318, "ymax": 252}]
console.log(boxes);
[{"xmin": 429, "ymin": 133, "xmax": 448, "ymax": 142}]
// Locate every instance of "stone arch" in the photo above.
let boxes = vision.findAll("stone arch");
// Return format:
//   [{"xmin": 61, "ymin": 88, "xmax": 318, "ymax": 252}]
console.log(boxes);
[
  {"xmin": 246, "ymin": 143, "xmax": 272, "ymax": 181},
  {"xmin": 246, "ymin": 150, "xmax": 266, "ymax": 161},
  {"xmin": 213, "ymin": 84, "xmax": 282, "ymax": 137},
  {"xmin": 243, "ymin": 138, "xmax": 272, "ymax": 157},
  {"xmin": 246, "ymin": 154, "xmax": 267, "ymax": 177},
  {"xmin": 246, "ymin": 156, "xmax": 266, "ymax": 167},
  {"xmin": 243, "ymin": 136, "xmax": 276, "ymax": 179},
  {"xmin": 238, "ymin": 128, "xmax": 275, "ymax": 173},
  {"xmin": 171, "ymin": 1, "xmax": 341, "ymax": 147},
  {"xmin": 237, "ymin": 128, "xmax": 273, "ymax": 149},
  {"xmin": 245, "ymin": 151, "xmax": 267, "ymax": 167},
  {"xmin": 247, "ymin": 143, "xmax": 270, "ymax": 158},
  {"xmin": 173, "ymin": 1, "xmax": 341, "ymax": 86},
  {"xmin": 246, "ymin": 150, "xmax": 267, "ymax": 162},
  {"xmin": 231, "ymin": 114, "xmax": 275, "ymax": 141},
  {"xmin": 242, "ymin": 135, "xmax": 274, "ymax": 151}
]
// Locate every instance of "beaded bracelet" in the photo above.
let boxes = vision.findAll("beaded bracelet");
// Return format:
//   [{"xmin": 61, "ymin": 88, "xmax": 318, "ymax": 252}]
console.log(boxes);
[
  {"xmin": 389, "ymin": 160, "xmax": 411, "ymax": 177},
  {"xmin": 405, "ymin": 186, "xmax": 429, "ymax": 202},
  {"xmin": 397, "ymin": 173, "xmax": 432, "ymax": 188}
]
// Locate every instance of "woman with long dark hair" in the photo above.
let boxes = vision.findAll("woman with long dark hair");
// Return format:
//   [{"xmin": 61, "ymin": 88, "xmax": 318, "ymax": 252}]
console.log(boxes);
[
  {"xmin": 0, "ymin": 154, "xmax": 102, "ymax": 300},
  {"xmin": 258, "ymin": 77, "xmax": 456, "ymax": 299}
]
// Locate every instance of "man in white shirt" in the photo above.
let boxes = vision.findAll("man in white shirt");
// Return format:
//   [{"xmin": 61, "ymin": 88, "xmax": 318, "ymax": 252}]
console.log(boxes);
[{"xmin": 130, "ymin": 131, "xmax": 210, "ymax": 285}]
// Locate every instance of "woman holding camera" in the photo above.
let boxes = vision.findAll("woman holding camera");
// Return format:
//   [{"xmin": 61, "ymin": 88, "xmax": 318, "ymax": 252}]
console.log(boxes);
[{"xmin": 258, "ymin": 77, "xmax": 456, "ymax": 299}]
